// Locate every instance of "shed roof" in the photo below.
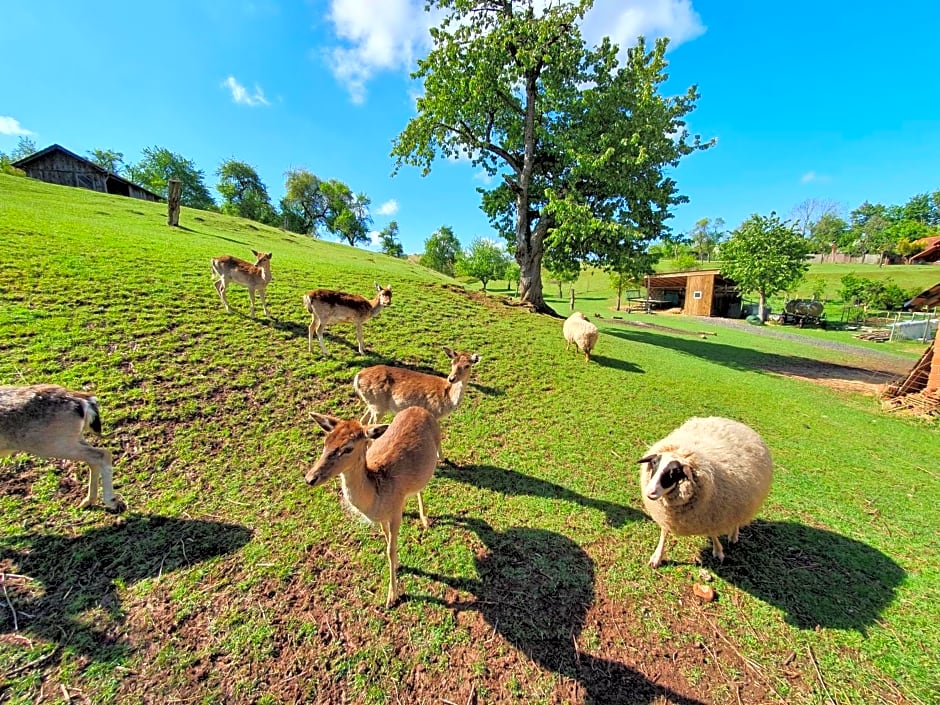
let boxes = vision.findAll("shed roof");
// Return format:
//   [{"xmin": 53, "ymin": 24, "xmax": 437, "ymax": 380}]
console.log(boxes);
[
  {"xmin": 905, "ymin": 282, "xmax": 940, "ymax": 310},
  {"xmin": 12, "ymin": 143, "xmax": 163, "ymax": 201},
  {"xmin": 644, "ymin": 269, "xmax": 737, "ymax": 289}
]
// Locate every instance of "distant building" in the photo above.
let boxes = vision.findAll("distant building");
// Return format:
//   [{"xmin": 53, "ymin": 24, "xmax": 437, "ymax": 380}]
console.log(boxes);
[
  {"xmin": 643, "ymin": 269, "xmax": 742, "ymax": 317},
  {"xmin": 909, "ymin": 236, "xmax": 940, "ymax": 264},
  {"xmin": 12, "ymin": 144, "xmax": 162, "ymax": 202}
]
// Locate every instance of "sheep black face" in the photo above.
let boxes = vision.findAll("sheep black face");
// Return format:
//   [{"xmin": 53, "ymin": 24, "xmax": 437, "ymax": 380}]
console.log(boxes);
[{"xmin": 640, "ymin": 454, "xmax": 690, "ymax": 501}]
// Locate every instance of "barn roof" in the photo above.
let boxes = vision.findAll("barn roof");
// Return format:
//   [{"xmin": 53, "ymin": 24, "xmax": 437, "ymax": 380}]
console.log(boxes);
[
  {"xmin": 909, "ymin": 239, "xmax": 940, "ymax": 264},
  {"xmin": 12, "ymin": 143, "xmax": 163, "ymax": 201},
  {"xmin": 905, "ymin": 281, "xmax": 940, "ymax": 310},
  {"xmin": 644, "ymin": 269, "xmax": 738, "ymax": 289}
]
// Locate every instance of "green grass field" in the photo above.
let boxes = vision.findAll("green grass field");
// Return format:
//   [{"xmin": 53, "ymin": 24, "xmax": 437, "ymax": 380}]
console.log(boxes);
[{"xmin": 1, "ymin": 173, "xmax": 938, "ymax": 704}]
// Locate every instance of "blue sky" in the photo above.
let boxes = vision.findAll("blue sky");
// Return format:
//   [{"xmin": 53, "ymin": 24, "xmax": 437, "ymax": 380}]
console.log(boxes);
[{"xmin": 3, "ymin": 0, "xmax": 939, "ymax": 255}]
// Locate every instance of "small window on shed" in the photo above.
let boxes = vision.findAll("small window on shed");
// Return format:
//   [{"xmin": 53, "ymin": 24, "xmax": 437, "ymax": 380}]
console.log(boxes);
[{"xmin": 692, "ymin": 290, "xmax": 703, "ymax": 300}]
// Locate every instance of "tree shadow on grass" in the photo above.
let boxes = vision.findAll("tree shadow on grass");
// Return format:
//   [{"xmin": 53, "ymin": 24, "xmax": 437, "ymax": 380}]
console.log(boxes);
[
  {"xmin": 605, "ymin": 328, "xmax": 907, "ymax": 382},
  {"xmin": 0, "ymin": 514, "xmax": 252, "ymax": 657},
  {"xmin": 405, "ymin": 517, "xmax": 706, "ymax": 705},
  {"xmin": 705, "ymin": 519, "xmax": 904, "ymax": 631},
  {"xmin": 437, "ymin": 463, "xmax": 644, "ymax": 528}
]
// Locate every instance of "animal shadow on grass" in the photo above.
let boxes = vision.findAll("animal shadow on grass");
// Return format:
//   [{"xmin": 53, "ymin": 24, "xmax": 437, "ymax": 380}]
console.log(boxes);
[
  {"xmin": 0, "ymin": 514, "xmax": 252, "ymax": 657},
  {"xmin": 707, "ymin": 519, "xmax": 905, "ymax": 631},
  {"xmin": 605, "ymin": 328, "xmax": 905, "ymax": 381},
  {"xmin": 588, "ymin": 354, "xmax": 644, "ymax": 374},
  {"xmin": 437, "ymin": 463, "xmax": 643, "ymax": 528},
  {"xmin": 405, "ymin": 517, "xmax": 707, "ymax": 705}
]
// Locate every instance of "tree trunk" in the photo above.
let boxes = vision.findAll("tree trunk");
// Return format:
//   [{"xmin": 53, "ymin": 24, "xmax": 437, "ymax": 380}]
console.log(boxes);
[
  {"xmin": 758, "ymin": 290, "xmax": 768, "ymax": 321},
  {"xmin": 167, "ymin": 179, "xmax": 182, "ymax": 227}
]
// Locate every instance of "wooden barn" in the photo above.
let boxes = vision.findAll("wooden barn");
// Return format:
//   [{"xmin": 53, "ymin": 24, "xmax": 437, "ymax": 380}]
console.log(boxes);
[
  {"xmin": 904, "ymin": 281, "xmax": 940, "ymax": 311},
  {"xmin": 12, "ymin": 144, "xmax": 162, "ymax": 202},
  {"xmin": 644, "ymin": 269, "xmax": 743, "ymax": 317}
]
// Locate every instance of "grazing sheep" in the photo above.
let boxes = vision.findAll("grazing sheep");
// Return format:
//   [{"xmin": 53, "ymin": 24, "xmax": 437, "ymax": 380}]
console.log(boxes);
[
  {"xmin": 638, "ymin": 416, "xmax": 772, "ymax": 568},
  {"xmin": 0, "ymin": 384, "xmax": 125, "ymax": 511},
  {"xmin": 563, "ymin": 311, "xmax": 599, "ymax": 362}
]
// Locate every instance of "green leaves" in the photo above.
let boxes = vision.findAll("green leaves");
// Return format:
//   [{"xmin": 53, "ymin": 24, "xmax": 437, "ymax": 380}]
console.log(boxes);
[{"xmin": 125, "ymin": 146, "xmax": 216, "ymax": 210}]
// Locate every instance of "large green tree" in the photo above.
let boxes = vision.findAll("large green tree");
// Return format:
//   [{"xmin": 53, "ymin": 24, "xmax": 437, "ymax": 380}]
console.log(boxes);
[
  {"xmin": 88, "ymin": 148, "xmax": 125, "ymax": 174},
  {"xmin": 688, "ymin": 217, "xmax": 726, "ymax": 262},
  {"xmin": 217, "ymin": 159, "xmax": 276, "ymax": 224},
  {"xmin": 457, "ymin": 238, "xmax": 509, "ymax": 291},
  {"xmin": 378, "ymin": 221, "xmax": 405, "ymax": 258},
  {"xmin": 420, "ymin": 225, "xmax": 462, "ymax": 276},
  {"xmin": 720, "ymin": 212, "xmax": 810, "ymax": 321},
  {"xmin": 281, "ymin": 169, "xmax": 371, "ymax": 245},
  {"xmin": 393, "ymin": 0, "xmax": 709, "ymax": 314},
  {"xmin": 126, "ymin": 146, "xmax": 216, "ymax": 210}
]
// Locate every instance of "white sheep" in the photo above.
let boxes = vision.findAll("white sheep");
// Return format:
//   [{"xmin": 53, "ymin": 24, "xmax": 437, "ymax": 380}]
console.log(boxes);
[
  {"xmin": 563, "ymin": 311, "xmax": 599, "ymax": 362},
  {"xmin": 638, "ymin": 416, "xmax": 772, "ymax": 568}
]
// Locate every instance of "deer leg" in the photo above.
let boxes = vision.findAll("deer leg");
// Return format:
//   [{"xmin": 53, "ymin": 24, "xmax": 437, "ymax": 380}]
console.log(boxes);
[
  {"xmin": 316, "ymin": 321, "xmax": 329, "ymax": 355},
  {"xmin": 649, "ymin": 527, "xmax": 670, "ymax": 568},
  {"xmin": 259, "ymin": 288, "xmax": 269, "ymax": 316},
  {"xmin": 729, "ymin": 526, "xmax": 740, "ymax": 543},
  {"xmin": 248, "ymin": 288, "xmax": 256, "ymax": 318},
  {"xmin": 355, "ymin": 322, "xmax": 366, "ymax": 354},
  {"xmin": 216, "ymin": 278, "xmax": 231, "ymax": 311},
  {"xmin": 76, "ymin": 442, "xmax": 125, "ymax": 512},
  {"xmin": 385, "ymin": 516, "xmax": 402, "ymax": 608},
  {"xmin": 416, "ymin": 492, "xmax": 429, "ymax": 529}
]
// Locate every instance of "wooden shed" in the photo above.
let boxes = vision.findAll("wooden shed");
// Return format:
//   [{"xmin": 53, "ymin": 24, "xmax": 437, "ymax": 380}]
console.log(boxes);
[
  {"xmin": 644, "ymin": 269, "xmax": 742, "ymax": 317},
  {"xmin": 12, "ymin": 144, "xmax": 162, "ymax": 202}
]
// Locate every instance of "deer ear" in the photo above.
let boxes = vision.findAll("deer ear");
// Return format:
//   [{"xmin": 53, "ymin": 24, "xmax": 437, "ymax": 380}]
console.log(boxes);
[
  {"xmin": 443, "ymin": 346, "xmax": 456, "ymax": 359},
  {"xmin": 252, "ymin": 249, "xmax": 261, "ymax": 257},
  {"xmin": 470, "ymin": 354, "xmax": 481, "ymax": 364},
  {"xmin": 311, "ymin": 413, "xmax": 338, "ymax": 433},
  {"xmin": 375, "ymin": 282, "xmax": 381, "ymax": 292},
  {"xmin": 365, "ymin": 424, "xmax": 390, "ymax": 440}
]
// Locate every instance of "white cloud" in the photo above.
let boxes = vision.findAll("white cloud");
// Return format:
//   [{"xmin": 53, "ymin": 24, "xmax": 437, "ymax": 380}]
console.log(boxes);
[
  {"xmin": 377, "ymin": 199, "xmax": 399, "ymax": 216},
  {"xmin": 801, "ymin": 171, "xmax": 831, "ymax": 184},
  {"xmin": 582, "ymin": 0, "xmax": 706, "ymax": 57},
  {"xmin": 0, "ymin": 116, "xmax": 34, "ymax": 136},
  {"xmin": 369, "ymin": 229, "xmax": 382, "ymax": 246},
  {"xmin": 222, "ymin": 76, "xmax": 270, "ymax": 107},
  {"xmin": 473, "ymin": 169, "xmax": 495, "ymax": 186},
  {"xmin": 323, "ymin": 1, "xmax": 705, "ymax": 102},
  {"xmin": 326, "ymin": 0, "xmax": 438, "ymax": 103}
]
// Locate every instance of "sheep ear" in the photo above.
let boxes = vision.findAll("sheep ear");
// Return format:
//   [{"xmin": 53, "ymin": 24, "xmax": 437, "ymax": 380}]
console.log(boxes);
[{"xmin": 638, "ymin": 453, "xmax": 660, "ymax": 467}]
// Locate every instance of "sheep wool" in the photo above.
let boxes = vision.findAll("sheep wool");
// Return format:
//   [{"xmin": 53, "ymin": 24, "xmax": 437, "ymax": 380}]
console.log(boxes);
[
  {"xmin": 638, "ymin": 416, "xmax": 772, "ymax": 568},
  {"xmin": 563, "ymin": 311, "xmax": 599, "ymax": 362}
]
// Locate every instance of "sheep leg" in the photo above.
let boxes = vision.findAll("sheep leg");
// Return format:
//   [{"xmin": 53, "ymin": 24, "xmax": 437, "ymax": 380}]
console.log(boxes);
[
  {"xmin": 710, "ymin": 535, "xmax": 725, "ymax": 562},
  {"xmin": 649, "ymin": 528, "xmax": 670, "ymax": 568}
]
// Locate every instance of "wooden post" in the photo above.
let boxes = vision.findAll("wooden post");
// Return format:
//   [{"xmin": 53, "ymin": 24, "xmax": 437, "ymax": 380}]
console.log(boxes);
[
  {"xmin": 167, "ymin": 179, "xmax": 182, "ymax": 227},
  {"xmin": 569, "ymin": 288, "xmax": 575, "ymax": 311}
]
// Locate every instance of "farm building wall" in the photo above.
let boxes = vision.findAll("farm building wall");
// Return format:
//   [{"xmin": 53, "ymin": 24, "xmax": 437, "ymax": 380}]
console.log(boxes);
[
  {"xmin": 16, "ymin": 147, "xmax": 161, "ymax": 202},
  {"xmin": 929, "ymin": 326, "xmax": 940, "ymax": 392},
  {"xmin": 684, "ymin": 273, "xmax": 714, "ymax": 316}
]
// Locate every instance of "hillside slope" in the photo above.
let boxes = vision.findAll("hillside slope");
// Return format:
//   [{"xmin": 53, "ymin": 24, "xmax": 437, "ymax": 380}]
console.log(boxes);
[{"xmin": 1, "ymin": 174, "xmax": 938, "ymax": 704}]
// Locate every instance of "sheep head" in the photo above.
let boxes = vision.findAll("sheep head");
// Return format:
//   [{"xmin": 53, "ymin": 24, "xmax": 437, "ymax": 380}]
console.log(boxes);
[{"xmin": 639, "ymin": 452, "xmax": 693, "ymax": 501}]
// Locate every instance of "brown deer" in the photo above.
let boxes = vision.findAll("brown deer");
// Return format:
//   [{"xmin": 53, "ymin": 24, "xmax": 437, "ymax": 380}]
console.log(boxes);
[
  {"xmin": 0, "ymin": 385, "xmax": 125, "ymax": 512},
  {"xmin": 303, "ymin": 283, "xmax": 392, "ymax": 354},
  {"xmin": 211, "ymin": 250, "xmax": 272, "ymax": 317},
  {"xmin": 354, "ymin": 347, "xmax": 481, "ymax": 424},
  {"xmin": 305, "ymin": 406, "xmax": 441, "ymax": 607}
]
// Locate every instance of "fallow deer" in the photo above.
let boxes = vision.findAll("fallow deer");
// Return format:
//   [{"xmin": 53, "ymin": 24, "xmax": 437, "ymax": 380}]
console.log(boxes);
[
  {"xmin": 302, "ymin": 283, "xmax": 392, "ymax": 354},
  {"xmin": 211, "ymin": 250, "xmax": 272, "ymax": 318},
  {"xmin": 354, "ymin": 347, "xmax": 481, "ymax": 424},
  {"xmin": 305, "ymin": 406, "xmax": 441, "ymax": 607},
  {"xmin": 0, "ymin": 385, "xmax": 125, "ymax": 512}
]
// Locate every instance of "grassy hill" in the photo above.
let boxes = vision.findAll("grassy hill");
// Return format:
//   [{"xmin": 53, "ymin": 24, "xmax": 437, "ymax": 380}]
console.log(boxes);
[{"xmin": 1, "ymin": 173, "xmax": 938, "ymax": 704}]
